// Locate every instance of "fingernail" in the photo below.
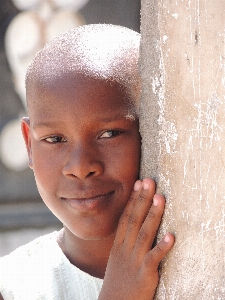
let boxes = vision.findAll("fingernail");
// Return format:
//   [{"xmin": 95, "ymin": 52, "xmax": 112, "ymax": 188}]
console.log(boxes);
[
  {"xmin": 153, "ymin": 197, "xmax": 158, "ymax": 206},
  {"xmin": 143, "ymin": 181, "xmax": 149, "ymax": 190},
  {"xmin": 164, "ymin": 234, "xmax": 171, "ymax": 243},
  {"xmin": 134, "ymin": 181, "xmax": 141, "ymax": 191}
]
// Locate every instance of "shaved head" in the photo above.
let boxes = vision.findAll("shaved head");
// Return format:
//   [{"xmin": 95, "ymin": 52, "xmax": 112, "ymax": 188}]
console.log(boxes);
[{"xmin": 26, "ymin": 24, "xmax": 140, "ymax": 113}]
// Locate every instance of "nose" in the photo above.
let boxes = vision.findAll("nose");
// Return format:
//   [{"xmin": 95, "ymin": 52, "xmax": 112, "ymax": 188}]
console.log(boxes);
[{"xmin": 62, "ymin": 144, "xmax": 104, "ymax": 180}]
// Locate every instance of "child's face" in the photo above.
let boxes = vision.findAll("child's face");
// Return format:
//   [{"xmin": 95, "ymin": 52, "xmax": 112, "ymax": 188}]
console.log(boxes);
[{"xmin": 22, "ymin": 74, "xmax": 141, "ymax": 240}]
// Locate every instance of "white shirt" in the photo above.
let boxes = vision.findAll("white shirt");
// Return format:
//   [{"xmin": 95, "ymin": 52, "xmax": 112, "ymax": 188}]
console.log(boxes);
[{"xmin": 0, "ymin": 232, "xmax": 103, "ymax": 300}]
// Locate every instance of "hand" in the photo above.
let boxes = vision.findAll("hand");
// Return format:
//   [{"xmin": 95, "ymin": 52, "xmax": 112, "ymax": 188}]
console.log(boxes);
[{"xmin": 98, "ymin": 178, "xmax": 174, "ymax": 300}]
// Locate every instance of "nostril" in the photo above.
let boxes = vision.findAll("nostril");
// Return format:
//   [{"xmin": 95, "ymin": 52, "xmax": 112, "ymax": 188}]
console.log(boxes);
[
  {"xmin": 87, "ymin": 171, "xmax": 95, "ymax": 177},
  {"xmin": 62, "ymin": 158, "xmax": 104, "ymax": 179},
  {"xmin": 68, "ymin": 173, "xmax": 76, "ymax": 178}
]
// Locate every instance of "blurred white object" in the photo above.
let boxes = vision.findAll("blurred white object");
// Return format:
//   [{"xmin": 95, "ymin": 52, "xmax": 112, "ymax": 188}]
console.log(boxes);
[
  {"xmin": 0, "ymin": 119, "xmax": 28, "ymax": 171},
  {"xmin": 3, "ymin": 0, "xmax": 87, "ymax": 171},
  {"xmin": 11, "ymin": 0, "xmax": 40, "ymax": 11},
  {"xmin": 5, "ymin": 1, "xmax": 86, "ymax": 108},
  {"xmin": 46, "ymin": 10, "xmax": 85, "ymax": 41},
  {"xmin": 5, "ymin": 11, "xmax": 43, "ymax": 107},
  {"xmin": 52, "ymin": 0, "xmax": 89, "ymax": 11},
  {"xmin": 12, "ymin": 0, "xmax": 89, "ymax": 11}
]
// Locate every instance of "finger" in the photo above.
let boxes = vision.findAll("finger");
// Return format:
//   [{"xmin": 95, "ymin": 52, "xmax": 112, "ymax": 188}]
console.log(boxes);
[
  {"xmin": 142, "ymin": 177, "xmax": 156, "ymax": 186},
  {"xmin": 114, "ymin": 180, "xmax": 142, "ymax": 245},
  {"xmin": 143, "ymin": 233, "xmax": 175, "ymax": 270},
  {"xmin": 133, "ymin": 194, "xmax": 165, "ymax": 260},
  {"xmin": 123, "ymin": 179, "xmax": 156, "ymax": 250}
]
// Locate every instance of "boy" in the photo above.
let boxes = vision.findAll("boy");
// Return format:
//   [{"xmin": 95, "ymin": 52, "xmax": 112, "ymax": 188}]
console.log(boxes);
[{"xmin": 0, "ymin": 24, "xmax": 174, "ymax": 299}]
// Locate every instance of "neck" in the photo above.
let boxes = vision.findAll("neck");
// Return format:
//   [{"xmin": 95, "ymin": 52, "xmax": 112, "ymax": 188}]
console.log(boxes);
[{"xmin": 57, "ymin": 227, "xmax": 115, "ymax": 279}]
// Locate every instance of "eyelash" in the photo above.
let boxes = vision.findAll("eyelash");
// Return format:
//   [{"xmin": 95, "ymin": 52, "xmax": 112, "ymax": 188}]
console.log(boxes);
[
  {"xmin": 44, "ymin": 136, "xmax": 66, "ymax": 143},
  {"xmin": 99, "ymin": 130, "xmax": 122, "ymax": 139},
  {"xmin": 42, "ymin": 130, "xmax": 122, "ymax": 143}
]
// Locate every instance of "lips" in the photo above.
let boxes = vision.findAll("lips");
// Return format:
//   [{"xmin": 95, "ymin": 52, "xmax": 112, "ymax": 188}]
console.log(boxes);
[{"xmin": 62, "ymin": 191, "xmax": 114, "ymax": 212}]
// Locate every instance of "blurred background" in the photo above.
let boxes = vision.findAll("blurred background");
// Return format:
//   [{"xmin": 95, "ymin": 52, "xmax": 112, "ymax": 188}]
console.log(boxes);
[{"xmin": 0, "ymin": 0, "xmax": 140, "ymax": 256}]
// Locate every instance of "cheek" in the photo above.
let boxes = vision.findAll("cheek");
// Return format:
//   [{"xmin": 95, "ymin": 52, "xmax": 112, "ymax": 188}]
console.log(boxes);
[
  {"xmin": 107, "ymin": 138, "xmax": 141, "ymax": 184},
  {"xmin": 31, "ymin": 146, "xmax": 62, "ymax": 194},
  {"xmin": 124, "ymin": 141, "xmax": 141, "ymax": 190}
]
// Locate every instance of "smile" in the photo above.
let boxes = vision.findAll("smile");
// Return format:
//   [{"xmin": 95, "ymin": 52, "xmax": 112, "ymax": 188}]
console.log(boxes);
[{"xmin": 62, "ymin": 191, "xmax": 114, "ymax": 211}]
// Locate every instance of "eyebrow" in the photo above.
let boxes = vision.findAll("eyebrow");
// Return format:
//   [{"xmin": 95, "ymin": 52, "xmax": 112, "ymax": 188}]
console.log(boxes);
[
  {"xmin": 32, "ymin": 122, "xmax": 60, "ymax": 130},
  {"xmin": 97, "ymin": 114, "xmax": 136, "ymax": 122},
  {"xmin": 33, "ymin": 114, "xmax": 136, "ymax": 130}
]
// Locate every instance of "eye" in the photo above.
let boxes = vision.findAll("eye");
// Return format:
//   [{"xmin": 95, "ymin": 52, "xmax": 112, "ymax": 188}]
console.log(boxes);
[
  {"xmin": 99, "ymin": 130, "xmax": 121, "ymax": 138},
  {"xmin": 44, "ymin": 136, "xmax": 66, "ymax": 143}
]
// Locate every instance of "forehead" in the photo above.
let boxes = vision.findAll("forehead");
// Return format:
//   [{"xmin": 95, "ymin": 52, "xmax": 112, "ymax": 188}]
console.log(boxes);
[{"xmin": 28, "ymin": 73, "xmax": 136, "ymax": 121}]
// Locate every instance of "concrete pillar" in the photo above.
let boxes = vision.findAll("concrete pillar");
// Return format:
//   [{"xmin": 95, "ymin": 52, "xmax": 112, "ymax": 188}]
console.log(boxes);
[{"xmin": 140, "ymin": 0, "xmax": 225, "ymax": 298}]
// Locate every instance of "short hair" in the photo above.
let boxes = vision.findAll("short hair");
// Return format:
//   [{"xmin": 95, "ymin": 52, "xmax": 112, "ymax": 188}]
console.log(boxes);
[{"xmin": 26, "ymin": 24, "xmax": 140, "ymax": 111}]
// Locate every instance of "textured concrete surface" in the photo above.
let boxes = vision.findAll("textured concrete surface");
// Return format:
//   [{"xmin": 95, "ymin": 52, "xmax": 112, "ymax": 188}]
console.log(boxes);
[{"xmin": 140, "ymin": 0, "xmax": 225, "ymax": 298}]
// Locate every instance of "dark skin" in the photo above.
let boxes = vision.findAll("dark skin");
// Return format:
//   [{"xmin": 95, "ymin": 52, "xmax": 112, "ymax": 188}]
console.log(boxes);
[
  {"xmin": 99, "ymin": 179, "xmax": 173, "ymax": 299},
  {"xmin": 0, "ymin": 73, "xmax": 174, "ymax": 299},
  {"xmin": 23, "ymin": 74, "xmax": 143, "ymax": 276}
]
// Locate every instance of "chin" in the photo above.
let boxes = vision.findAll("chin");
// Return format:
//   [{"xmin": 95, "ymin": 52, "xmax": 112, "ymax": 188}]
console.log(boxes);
[
  {"xmin": 83, "ymin": 231, "xmax": 116, "ymax": 241},
  {"xmin": 66, "ymin": 224, "xmax": 117, "ymax": 241}
]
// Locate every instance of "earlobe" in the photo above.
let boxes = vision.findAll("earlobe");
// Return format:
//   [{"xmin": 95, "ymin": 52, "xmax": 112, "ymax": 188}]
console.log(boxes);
[{"xmin": 21, "ymin": 117, "xmax": 33, "ymax": 169}]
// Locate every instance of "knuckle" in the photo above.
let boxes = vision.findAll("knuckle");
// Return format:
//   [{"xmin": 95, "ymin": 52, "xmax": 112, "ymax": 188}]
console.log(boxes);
[
  {"xmin": 138, "ymin": 192, "xmax": 146, "ymax": 202},
  {"xmin": 147, "ymin": 210, "xmax": 156, "ymax": 220},
  {"xmin": 128, "ymin": 214, "xmax": 139, "ymax": 226},
  {"xmin": 129, "ymin": 195, "xmax": 136, "ymax": 202},
  {"xmin": 144, "ymin": 254, "xmax": 155, "ymax": 268},
  {"xmin": 119, "ymin": 210, "xmax": 130, "ymax": 225},
  {"xmin": 137, "ymin": 228, "xmax": 149, "ymax": 244},
  {"xmin": 155, "ymin": 245, "xmax": 163, "ymax": 254},
  {"xmin": 144, "ymin": 245, "xmax": 163, "ymax": 268}
]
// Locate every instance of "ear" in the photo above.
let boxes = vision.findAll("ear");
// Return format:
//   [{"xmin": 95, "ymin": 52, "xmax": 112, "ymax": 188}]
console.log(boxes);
[{"xmin": 21, "ymin": 117, "xmax": 33, "ymax": 169}]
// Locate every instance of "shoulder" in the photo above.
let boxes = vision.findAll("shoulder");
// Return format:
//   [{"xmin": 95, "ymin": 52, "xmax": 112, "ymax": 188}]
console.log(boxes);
[
  {"xmin": 0, "ymin": 231, "xmax": 103, "ymax": 299},
  {"xmin": 0, "ymin": 231, "xmax": 60, "ymax": 279},
  {"xmin": 1, "ymin": 231, "xmax": 58, "ymax": 265},
  {"xmin": 0, "ymin": 231, "xmax": 61, "ymax": 298}
]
